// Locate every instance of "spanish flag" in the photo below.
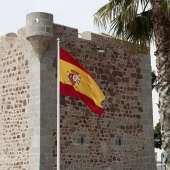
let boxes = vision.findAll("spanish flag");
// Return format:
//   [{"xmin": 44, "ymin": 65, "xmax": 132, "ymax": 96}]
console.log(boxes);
[{"xmin": 60, "ymin": 47, "xmax": 105, "ymax": 117}]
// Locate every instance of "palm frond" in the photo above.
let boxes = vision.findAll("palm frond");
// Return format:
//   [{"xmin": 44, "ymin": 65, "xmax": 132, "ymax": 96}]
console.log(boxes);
[
  {"xmin": 94, "ymin": 0, "xmax": 153, "ymax": 49},
  {"xmin": 94, "ymin": 0, "xmax": 121, "ymax": 29},
  {"xmin": 164, "ymin": 0, "xmax": 170, "ymax": 14}
]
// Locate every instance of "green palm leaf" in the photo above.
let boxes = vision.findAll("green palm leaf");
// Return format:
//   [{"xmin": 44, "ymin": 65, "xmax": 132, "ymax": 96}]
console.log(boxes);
[{"xmin": 94, "ymin": 0, "xmax": 153, "ymax": 48}]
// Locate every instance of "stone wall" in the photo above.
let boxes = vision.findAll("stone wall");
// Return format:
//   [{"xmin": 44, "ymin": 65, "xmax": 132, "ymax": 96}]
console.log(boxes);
[
  {"xmin": 52, "ymin": 25, "xmax": 156, "ymax": 170},
  {"xmin": 0, "ymin": 35, "xmax": 31, "ymax": 169},
  {"xmin": 0, "ymin": 12, "xmax": 156, "ymax": 170}
]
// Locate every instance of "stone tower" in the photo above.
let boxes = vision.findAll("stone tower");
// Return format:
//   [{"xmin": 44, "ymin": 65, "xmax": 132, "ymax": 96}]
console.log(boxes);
[
  {"xmin": 0, "ymin": 12, "xmax": 156, "ymax": 170},
  {"xmin": 26, "ymin": 12, "xmax": 54, "ymax": 60}
]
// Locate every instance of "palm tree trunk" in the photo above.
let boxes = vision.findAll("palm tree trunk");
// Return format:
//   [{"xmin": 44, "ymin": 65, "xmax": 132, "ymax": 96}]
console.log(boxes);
[{"xmin": 153, "ymin": 0, "xmax": 170, "ymax": 169}]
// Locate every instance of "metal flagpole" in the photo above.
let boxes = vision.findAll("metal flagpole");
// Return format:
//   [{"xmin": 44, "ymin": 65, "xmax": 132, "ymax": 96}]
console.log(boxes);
[{"xmin": 57, "ymin": 38, "xmax": 60, "ymax": 170}]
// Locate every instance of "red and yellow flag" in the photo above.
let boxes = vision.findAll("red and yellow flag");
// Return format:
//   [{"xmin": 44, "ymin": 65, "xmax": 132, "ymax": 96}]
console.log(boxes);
[{"xmin": 60, "ymin": 47, "xmax": 105, "ymax": 117}]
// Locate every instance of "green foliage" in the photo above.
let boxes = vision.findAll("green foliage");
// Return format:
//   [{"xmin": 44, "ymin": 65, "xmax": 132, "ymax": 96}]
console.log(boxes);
[
  {"xmin": 94, "ymin": 0, "xmax": 170, "ymax": 49},
  {"xmin": 154, "ymin": 122, "xmax": 162, "ymax": 149},
  {"xmin": 151, "ymin": 71, "xmax": 157, "ymax": 90},
  {"xmin": 94, "ymin": 0, "xmax": 153, "ymax": 48}
]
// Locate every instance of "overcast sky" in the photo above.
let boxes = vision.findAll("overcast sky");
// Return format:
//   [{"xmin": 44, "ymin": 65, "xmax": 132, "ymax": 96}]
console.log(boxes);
[{"xmin": 0, "ymin": 0, "xmax": 107, "ymax": 36}]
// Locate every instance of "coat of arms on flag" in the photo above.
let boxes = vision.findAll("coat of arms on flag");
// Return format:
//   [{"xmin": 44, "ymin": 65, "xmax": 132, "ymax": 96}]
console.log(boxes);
[{"xmin": 67, "ymin": 70, "xmax": 81, "ymax": 88}]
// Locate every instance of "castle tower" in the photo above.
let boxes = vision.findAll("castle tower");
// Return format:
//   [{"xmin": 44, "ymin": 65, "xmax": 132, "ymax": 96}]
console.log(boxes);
[
  {"xmin": 25, "ymin": 12, "xmax": 57, "ymax": 170},
  {"xmin": 0, "ymin": 12, "xmax": 157, "ymax": 170},
  {"xmin": 26, "ymin": 12, "xmax": 54, "ymax": 60}
]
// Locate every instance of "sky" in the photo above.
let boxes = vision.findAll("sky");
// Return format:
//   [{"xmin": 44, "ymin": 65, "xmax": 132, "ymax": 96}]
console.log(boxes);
[
  {"xmin": 0, "ymin": 0, "xmax": 161, "ymax": 159},
  {"xmin": 0, "ymin": 0, "xmax": 107, "ymax": 36}
]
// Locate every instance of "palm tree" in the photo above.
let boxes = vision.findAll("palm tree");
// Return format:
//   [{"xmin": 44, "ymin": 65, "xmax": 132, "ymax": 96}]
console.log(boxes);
[{"xmin": 94, "ymin": 0, "xmax": 170, "ymax": 169}]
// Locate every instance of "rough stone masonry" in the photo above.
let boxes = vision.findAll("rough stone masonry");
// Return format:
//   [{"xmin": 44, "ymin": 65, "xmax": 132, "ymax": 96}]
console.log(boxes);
[{"xmin": 0, "ymin": 12, "xmax": 156, "ymax": 170}]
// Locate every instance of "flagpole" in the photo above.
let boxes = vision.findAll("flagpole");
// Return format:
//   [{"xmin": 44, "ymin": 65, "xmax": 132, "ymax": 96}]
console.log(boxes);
[{"xmin": 57, "ymin": 38, "xmax": 60, "ymax": 170}]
